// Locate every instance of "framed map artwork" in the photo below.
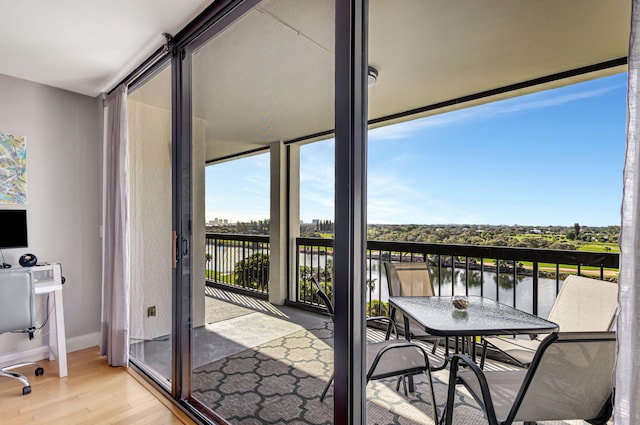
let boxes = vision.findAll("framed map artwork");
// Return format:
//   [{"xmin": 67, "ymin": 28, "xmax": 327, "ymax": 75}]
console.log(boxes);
[{"xmin": 0, "ymin": 131, "xmax": 27, "ymax": 204}]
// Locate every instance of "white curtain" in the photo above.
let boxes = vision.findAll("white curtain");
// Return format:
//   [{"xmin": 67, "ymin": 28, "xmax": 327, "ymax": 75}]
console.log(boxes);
[
  {"xmin": 101, "ymin": 85, "xmax": 130, "ymax": 367},
  {"xmin": 617, "ymin": 1, "xmax": 640, "ymax": 422}
]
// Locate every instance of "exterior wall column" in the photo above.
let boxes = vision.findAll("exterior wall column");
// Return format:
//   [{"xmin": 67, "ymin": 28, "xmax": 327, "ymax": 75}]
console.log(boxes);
[
  {"xmin": 270, "ymin": 141, "xmax": 299, "ymax": 304},
  {"xmin": 288, "ymin": 144, "xmax": 301, "ymax": 301},
  {"xmin": 192, "ymin": 119, "xmax": 206, "ymax": 328}
]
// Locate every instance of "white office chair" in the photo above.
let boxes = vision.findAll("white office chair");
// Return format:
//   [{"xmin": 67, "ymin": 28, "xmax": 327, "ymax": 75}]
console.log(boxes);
[{"xmin": 0, "ymin": 270, "xmax": 44, "ymax": 395}]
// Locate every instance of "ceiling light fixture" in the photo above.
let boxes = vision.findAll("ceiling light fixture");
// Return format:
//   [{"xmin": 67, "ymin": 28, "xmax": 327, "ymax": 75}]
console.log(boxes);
[{"xmin": 368, "ymin": 66, "xmax": 378, "ymax": 87}]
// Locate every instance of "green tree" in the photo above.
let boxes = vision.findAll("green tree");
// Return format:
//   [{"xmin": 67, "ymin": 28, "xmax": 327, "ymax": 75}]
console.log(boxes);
[
  {"xmin": 234, "ymin": 253, "xmax": 269, "ymax": 291},
  {"xmin": 574, "ymin": 223, "xmax": 581, "ymax": 237}
]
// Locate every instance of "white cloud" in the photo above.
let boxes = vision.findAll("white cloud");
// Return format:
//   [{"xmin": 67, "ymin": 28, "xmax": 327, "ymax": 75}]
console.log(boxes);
[
  {"xmin": 485, "ymin": 86, "xmax": 618, "ymax": 115},
  {"xmin": 366, "ymin": 171, "xmax": 485, "ymax": 224},
  {"xmin": 368, "ymin": 84, "xmax": 619, "ymax": 143}
]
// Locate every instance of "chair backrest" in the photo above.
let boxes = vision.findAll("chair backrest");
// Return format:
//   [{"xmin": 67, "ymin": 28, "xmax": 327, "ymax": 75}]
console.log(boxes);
[
  {"xmin": 383, "ymin": 261, "xmax": 435, "ymax": 297},
  {"xmin": 510, "ymin": 331, "xmax": 616, "ymax": 423},
  {"xmin": 311, "ymin": 276, "xmax": 334, "ymax": 318},
  {"xmin": 548, "ymin": 275, "xmax": 618, "ymax": 332},
  {"xmin": 0, "ymin": 270, "xmax": 35, "ymax": 334}
]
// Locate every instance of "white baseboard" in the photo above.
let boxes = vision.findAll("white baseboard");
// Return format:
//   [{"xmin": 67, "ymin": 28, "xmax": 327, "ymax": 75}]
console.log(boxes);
[
  {"xmin": 0, "ymin": 331, "xmax": 101, "ymax": 367},
  {"xmin": 0, "ymin": 346, "xmax": 49, "ymax": 366},
  {"xmin": 67, "ymin": 332, "xmax": 101, "ymax": 353}
]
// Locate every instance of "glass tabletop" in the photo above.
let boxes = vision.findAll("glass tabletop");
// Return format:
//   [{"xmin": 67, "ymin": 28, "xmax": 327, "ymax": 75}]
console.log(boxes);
[{"xmin": 389, "ymin": 296, "xmax": 558, "ymax": 337}]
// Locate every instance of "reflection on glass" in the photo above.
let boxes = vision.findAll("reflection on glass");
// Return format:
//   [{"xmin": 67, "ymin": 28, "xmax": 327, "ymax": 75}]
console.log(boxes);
[
  {"xmin": 189, "ymin": 0, "xmax": 335, "ymax": 423},
  {"xmin": 127, "ymin": 65, "xmax": 173, "ymax": 383}
]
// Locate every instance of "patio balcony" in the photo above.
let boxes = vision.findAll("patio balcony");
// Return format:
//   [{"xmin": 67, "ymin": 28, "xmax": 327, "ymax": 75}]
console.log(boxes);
[
  {"xmin": 162, "ymin": 283, "xmax": 607, "ymax": 424},
  {"xmin": 151, "ymin": 232, "xmax": 618, "ymax": 423}
]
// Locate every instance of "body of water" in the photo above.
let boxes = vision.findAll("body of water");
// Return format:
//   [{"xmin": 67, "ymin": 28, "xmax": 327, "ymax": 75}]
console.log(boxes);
[
  {"xmin": 301, "ymin": 252, "xmax": 561, "ymax": 318},
  {"xmin": 209, "ymin": 245, "xmax": 562, "ymax": 319}
]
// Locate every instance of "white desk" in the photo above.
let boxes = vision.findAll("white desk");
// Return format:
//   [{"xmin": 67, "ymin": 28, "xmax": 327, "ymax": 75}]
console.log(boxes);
[
  {"xmin": 0, "ymin": 264, "xmax": 68, "ymax": 377},
  {"xmin": 32, "ymin": 263, "xmax": 67, "ymax": 377}
]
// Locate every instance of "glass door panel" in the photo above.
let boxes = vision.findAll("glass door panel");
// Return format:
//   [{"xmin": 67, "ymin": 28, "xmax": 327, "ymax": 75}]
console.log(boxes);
[
  {"xmin": 188, "ymin": 0, "xmax": 335, "ymax": 422},
  {"xmin": 127, "ymin": 64, "xmax": 174, "ymax": 385}
]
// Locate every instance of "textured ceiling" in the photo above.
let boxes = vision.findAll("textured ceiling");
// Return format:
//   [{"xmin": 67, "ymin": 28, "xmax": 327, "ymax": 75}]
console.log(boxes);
[
  {"xmin": 56, "ymin": 0, "xmax": 630, "ymax": 162},
  {"xmin": 185, "ymin": 0, "xmax": 630, "ymax": 161},
  {"xmin": 0, "ymin": 0, "xmax": 212, "ymax": 96}
]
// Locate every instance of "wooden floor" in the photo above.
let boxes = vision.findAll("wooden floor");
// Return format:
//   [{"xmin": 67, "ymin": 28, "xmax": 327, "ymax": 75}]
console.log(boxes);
[{"xmin": 0, "ymin": 347, "xmax": 197, "ymax": 425}]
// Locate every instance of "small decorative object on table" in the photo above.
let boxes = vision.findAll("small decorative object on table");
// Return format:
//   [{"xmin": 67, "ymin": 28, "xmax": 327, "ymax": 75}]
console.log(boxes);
[{"xmin": 452, "ymin": 295, "xmax": 469, "ymax": 311}]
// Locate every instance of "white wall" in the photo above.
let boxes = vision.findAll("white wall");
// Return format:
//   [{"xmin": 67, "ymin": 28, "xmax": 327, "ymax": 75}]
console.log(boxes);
[
  {"xmin": 127, "ymin": 88, "xmax": 206, "ymax": 342},
  {"xmin": 0, "ymin": 73, "xmax": 102, "ymax": 355},
  {"xmin": 128, "ymin": 99, "xmax": 173, "ymax": 340}
]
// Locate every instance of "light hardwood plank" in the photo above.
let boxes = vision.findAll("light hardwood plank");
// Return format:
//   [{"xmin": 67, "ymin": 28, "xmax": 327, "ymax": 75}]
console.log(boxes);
[{"xmin": 0, "ymin": 347, "xmax": 197, "ymax": 425}]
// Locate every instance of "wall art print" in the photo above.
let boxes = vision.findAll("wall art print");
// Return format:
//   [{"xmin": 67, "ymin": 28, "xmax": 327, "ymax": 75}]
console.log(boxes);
[{"xmin": 0, "ymin": 131, "xmax": 27, "ymax": 204}]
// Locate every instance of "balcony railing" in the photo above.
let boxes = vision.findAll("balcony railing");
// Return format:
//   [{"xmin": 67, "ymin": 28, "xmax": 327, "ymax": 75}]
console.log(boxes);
[
  {"xmin": 296, "ymin": 237, "xmax": 619, "ymax": 318},
  {"xmin": 205, "ymin": 233, "xmax": 270, "ymax": 296},
  {"xmin": 205, "ymin": 233, "xmax": 619, "ymax": 318}
]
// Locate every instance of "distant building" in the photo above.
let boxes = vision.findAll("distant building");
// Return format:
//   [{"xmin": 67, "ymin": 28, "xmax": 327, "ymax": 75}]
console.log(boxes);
[
  {"xmin": 311, "ymin": 219, "xmax": 334, "ymax": 232},
  {"xmin": 207, "ymin": 218, "xmax": 231, "ymax": 227}
]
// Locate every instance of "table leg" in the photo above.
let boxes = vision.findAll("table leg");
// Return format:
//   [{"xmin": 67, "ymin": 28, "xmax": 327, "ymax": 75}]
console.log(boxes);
[
  {"xmin": 402, "ymin": 317, "xmax": 417, "ymax": 393},
  {"xmin": 471, "ymin": 336, "xmax": 477, "ymax": 363},
  {"xmin": 385, "ymin": 308, "xmax": 397, "ymax": 340},
  {"xmin": 52, "ymin": 289, "xmax": 68, "ymax": 377}
]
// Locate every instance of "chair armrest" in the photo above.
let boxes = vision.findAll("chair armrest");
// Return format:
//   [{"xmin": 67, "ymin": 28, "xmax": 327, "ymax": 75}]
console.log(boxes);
[
  {"xmin": 445, "ymin": 354, "xmax": 499, "ymax": 425},
  {"xmin": 366, "ymin": 316, "xmax": 399, "ymax": 339},
  {"xmin": 367, "ymin": 340, "xmax": 431, "ymax": 381}
]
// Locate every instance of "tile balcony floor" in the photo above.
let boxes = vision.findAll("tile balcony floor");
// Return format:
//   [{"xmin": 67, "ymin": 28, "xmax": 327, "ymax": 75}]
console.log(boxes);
[{"xmin": 131, "ymin": 286, "xmax": 598, "ymax": 425}]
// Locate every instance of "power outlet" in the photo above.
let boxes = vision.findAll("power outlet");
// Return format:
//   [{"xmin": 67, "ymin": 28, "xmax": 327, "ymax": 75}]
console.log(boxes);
[{"xmin": 147, "ymin": 306, "xmax": 157, "ymax": 317}]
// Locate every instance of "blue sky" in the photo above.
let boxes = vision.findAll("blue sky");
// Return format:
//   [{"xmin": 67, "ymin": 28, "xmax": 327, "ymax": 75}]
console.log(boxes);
[{"xmin": 206, "ymin": 72, "xmax": 627, "ymax": 226}]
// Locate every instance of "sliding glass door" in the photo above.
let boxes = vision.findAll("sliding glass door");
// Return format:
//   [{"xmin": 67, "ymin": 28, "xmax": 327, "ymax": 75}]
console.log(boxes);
[
  {"xmin": 185, "ymin": 0, "xmax": 337, "ymax": 422},
  {"xmin": 123, "ymin": 1, "xmax": 368, "ymax": 423}
]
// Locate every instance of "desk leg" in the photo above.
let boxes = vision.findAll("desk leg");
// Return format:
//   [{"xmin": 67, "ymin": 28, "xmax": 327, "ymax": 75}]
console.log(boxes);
[
  {"xmin": 48, "ymin": 293, "xmax": 57, "ymax": 363},
  {"xmin": 51, "ymin": 289, "xmax": 68, "ymax": 377}
]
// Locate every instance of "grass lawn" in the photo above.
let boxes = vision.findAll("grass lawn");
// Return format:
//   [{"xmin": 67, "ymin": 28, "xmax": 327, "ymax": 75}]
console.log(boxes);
[
  {"xmin": 481, "ymin": 258, "xmax": 618, "ymax": 279},
  {"xmin": 577, "ymin": 242, "xmax": 619, "ymax": 253},
  {"xmin": 206, "ymin": 270, "xmax": 235, "ymax": 284}
]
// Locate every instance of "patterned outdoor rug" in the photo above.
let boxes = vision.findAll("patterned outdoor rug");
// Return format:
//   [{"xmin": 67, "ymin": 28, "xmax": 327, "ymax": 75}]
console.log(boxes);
[{"xmin": 192, "ymin": 321, "xmax": 484, "ymax": 424}]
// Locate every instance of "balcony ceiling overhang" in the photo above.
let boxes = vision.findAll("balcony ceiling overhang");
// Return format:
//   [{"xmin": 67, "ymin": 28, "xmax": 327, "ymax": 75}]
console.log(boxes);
[
  {"xmin": 0, "ymin": 1, "xmax": 630, "ymax": 163},
  {"xmin": 125, "ymin": 0, "xmax": 632, "ymax": 163}
]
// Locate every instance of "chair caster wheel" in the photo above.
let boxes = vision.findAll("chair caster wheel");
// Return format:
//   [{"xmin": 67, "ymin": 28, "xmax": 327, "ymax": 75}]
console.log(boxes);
[
  {"xmin": 22, "ymin": 386, "xmax": 32, "ymax": 395},
  {"xmin": 35, "ymin": 367, "xmax": 44, "ymax": 376}
]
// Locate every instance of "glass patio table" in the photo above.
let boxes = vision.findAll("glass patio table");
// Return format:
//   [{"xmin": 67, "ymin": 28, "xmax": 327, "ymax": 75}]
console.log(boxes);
[{"xmin": 388, "ymin": 295, "xmax": 559, "ymax": 367}]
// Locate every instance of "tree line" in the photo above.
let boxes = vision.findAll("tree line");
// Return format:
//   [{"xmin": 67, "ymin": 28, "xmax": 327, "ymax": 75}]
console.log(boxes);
[{"xmin": 207, "ymin": 220, "xmax": 620, "ymax": 251}]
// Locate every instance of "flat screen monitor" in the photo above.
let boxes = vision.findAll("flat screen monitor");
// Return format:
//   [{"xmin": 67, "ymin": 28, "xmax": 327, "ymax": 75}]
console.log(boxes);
[{"xmin": 0, "ymin": 209, "xmax": 28, "ymax": 249}]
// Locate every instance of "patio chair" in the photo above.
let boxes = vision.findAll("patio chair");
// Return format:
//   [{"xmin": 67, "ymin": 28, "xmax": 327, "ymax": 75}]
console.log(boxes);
[
  {"xmin": 383, "ymin": 261, "xmax": 442, "ymax": 351},
  {"xmin": 444, "ymin": 331, "xmax": 615, "ymax": 425},
  {"xmin": 311, "ymin": 277, "xmax": 440, "ymax": 423},
  {"xmin": 480, "ymin": 274, "xmax": 618, "ymax": 368}
]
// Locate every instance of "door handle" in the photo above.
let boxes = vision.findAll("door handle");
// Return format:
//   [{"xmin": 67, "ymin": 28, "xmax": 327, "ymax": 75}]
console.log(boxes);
[{"xmin": 172, "ymin": 231, "xmax": 178, "ymax": 268}]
